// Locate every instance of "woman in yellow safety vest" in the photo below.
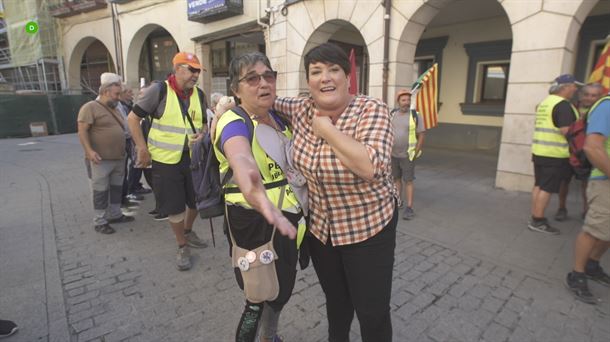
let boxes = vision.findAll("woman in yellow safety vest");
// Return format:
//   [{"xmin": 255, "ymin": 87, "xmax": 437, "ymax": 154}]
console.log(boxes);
[{"xmin": 212, "ymin": 52, "xmax": 305, "ymax": 342}]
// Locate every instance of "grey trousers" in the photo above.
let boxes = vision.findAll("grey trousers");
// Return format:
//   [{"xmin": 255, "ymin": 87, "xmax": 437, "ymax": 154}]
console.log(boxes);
[{"xmin": 88, "ymin": 158, "xmax": 124, "ymax": 225}]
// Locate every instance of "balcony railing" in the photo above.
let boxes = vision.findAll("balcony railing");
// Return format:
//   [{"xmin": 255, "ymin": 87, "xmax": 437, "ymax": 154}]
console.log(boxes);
[{"xmin": 49, "ymin": 0, "xmax": 107, "ymax": 18}]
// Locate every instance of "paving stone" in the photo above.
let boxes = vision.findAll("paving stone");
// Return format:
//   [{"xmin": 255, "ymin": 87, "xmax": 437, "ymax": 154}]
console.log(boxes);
[
  {"xmin": 457, "ymin": 294, "xmax": 482, "ymax": 312},
  {"xmin": 482, "ymin": 296, "xmax": 504, "ymax": 314},
  {"xmin": 505, "ymin": 296, "xmax": 528, "ymax": 313},
  {"xmin": 482, "ymin": 322, "xmax": 510, "ymax": 342},
  {"xmin": 508, "ymin": 326, "xmax": 534, "ymax": 342},
  {"xmin": 494, "ymin": 308, "xmax": 519, "ymax": 328},
  {"xmin": 71, "ymin": 318, "xmax": 94, "ymax": 334}
]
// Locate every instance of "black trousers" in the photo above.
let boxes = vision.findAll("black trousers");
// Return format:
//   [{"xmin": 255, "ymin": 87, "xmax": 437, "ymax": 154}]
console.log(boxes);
[{"xmin": 308, "ymin": 207, "xmax": 398, "ymax": 342}]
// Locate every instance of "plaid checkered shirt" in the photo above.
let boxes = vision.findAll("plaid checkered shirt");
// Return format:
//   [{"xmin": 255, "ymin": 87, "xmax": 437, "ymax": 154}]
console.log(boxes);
[{"xmin": 275, "ymin": 95, "xmax": 397, "ymax": 246}]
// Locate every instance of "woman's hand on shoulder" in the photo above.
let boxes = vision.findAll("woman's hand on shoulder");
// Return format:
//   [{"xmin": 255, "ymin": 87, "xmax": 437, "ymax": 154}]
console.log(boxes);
[
  {"xmin": 215, "ymin": 96, "xmax": 236, "ymax": 115},
  {"xmin": 210, "ymin": 96, "xmax": 236, "ymax": 139}
]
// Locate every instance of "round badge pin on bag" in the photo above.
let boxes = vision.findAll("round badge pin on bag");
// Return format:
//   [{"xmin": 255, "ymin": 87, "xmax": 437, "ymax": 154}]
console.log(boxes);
[
  {"xmin": 259, "ymin": 250, "xmax": 274, "ymax": 265},
  {"xmin": 237, "ymin": 257, "xmax": 250, "ymax": 271},
  {"xmin": 245, "ymin": 251, "xmax": 257, "ymax": 263}
]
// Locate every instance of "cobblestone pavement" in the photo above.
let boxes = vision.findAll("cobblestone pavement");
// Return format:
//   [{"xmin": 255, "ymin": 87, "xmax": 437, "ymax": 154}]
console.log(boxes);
[{"xmin": 1, "ymin": 134, "xmax": 608, "ymax": 342}]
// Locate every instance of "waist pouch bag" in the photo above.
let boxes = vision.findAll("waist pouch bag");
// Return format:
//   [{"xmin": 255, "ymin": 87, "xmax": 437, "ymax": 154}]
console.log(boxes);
[{"xmin": 226, "ymin": 186, "xmax": 286, "ymax": 303}]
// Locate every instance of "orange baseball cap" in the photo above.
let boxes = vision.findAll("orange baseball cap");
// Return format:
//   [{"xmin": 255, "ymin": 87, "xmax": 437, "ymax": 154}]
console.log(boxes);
[
  {"xmin": 172, "ymin": 52, "xmax": 205, "ymax": 71},
  {"xmin": 396, "ymin": 89, "xmax": 411, "ymax": 102}
]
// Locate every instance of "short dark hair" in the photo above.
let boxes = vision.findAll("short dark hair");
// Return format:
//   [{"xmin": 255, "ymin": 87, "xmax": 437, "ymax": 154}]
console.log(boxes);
[
  {"xmin": 228, "ymin": 52, "xmax": 273, "ymax": 94},
  {"xmin": 304, "ymin": 43, "xmax": 350, "ymax": 81}
]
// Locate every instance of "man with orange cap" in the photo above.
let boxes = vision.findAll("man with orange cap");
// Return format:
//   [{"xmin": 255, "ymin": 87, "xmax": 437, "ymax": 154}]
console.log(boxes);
[
  {"xmin": 391, "ymin": 89, "xmax": 426, "ymax": 220},
  {"xmin": 128, "ymin": 52, "xmax": 209, "ymax": 270}
]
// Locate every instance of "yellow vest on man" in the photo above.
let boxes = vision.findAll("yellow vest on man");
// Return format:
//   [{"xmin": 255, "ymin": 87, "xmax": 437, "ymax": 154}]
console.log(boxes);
[
  {"xmin": 213, "ymin": 109, "xmax": 300, "ymax": 212},
  {"xmin": 532, "ymin": 94, "xmax": 579, "ymax": 158},
  {"xmin": 407, "ymin": 111, "xmax": 418, "ymax": 161},
  {"xmin": 148, "ymin": 82, "xmax": 203, "ymax": 164}
]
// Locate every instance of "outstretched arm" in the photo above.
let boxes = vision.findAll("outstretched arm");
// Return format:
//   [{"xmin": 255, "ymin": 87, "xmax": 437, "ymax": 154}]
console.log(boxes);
[{"xmin": 223, "ymin": 136, "xmax": 297, "ymax": 239}]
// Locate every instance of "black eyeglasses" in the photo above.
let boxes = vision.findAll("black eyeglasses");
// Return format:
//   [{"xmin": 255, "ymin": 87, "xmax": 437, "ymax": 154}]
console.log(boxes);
[
  {"xmin": 180, "ymin": 64, "xmax": 201, "ymax": 74},
  {"xmin": 238, "ymin": 71, "xmax": 277, "ymax": 86}
]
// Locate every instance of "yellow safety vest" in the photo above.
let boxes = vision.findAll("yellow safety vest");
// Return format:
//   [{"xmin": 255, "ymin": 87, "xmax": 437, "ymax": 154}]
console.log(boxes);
[
  {"xmin": 213, "ymin": 109, "xmax": 300, "ymax": 212},
  {"xmin": 148, "ymin": 82, "xmax": 203, "ymax": 164},
  {"xmin": 588, "ymin": 96, "xmax": 610, "ymax": 179},
  {"xmin": 532, "ymin": 94, "xmax": 579, "ymax": 158},
  {"xmin": 407, "ymin": 111, "xmax": 418, "ymax": 161}
]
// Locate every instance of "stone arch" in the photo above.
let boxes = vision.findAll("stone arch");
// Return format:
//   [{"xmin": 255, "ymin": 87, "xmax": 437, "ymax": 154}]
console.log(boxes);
[
  {"xmin": 66, "ymin": 37, "xmax": 116, "ymax": 91},
  {"xmin": 124, "ymin": 24, "xmax": 181, "ymax": 88},
  {"xmin": 298, "ymin": 20, "xmax": 369, "ymax": 94},
  {"xmin": 280, "ymin": 0, "xmax": 384, "ymax": 96}
]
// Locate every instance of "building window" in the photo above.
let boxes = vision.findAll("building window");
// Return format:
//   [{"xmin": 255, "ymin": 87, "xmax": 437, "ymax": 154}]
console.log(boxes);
[
  {"xmin": 414, "ymin": 57, "xmax": 435, "ymax": 84},
  {"xmin": 460, "ymin": 40, "xmax": 512, "ymax": 116},
  {"xmin": 575, "ymin": 14, "xmax": 610, "ymax": 81},
  {"xmin": 479, "ymin": 62, "xmax": 509, "ymax": 102},
  {"xmin": 415, "ymin": 37, "xmax": 447, "ymax": 97}
]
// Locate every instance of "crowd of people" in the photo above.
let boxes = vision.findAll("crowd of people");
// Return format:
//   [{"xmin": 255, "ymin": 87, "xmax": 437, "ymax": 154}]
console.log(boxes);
[
  {"xmin": 71, "ymin": 43, "xmax": 609, "ymax": 341},
  {"xmin": 526, "ymin": 74, "xmax": 609, "ymax": 305}
]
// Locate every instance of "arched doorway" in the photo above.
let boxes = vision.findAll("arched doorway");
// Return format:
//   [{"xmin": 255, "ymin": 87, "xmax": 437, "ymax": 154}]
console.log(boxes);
[
  {"xmin": 301, "ymin": 20, "xmax": 368, "ymax": 95},
  {"xmin": 573, "ymin": 1, "xmax": 610, "ymax": 85},
  {"xmin": 395, "ymin": 0, "xmax": 512, "ymax": 157},
  {"xmin": 125, "ymin": 25, "xmax": 178, "ymax": 88},
  {"xmin": 69, "ymin": 38, "xmax": 115, "ymax": 93}
]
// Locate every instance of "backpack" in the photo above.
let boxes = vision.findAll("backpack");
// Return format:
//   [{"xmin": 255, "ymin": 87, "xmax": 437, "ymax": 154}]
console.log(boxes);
[
  {"xmin": 566, "ymin": 116, "xmax": 591, "ymax": 180},
  {"xmin": 189, "ymin": 106, "xmax": 254, "ymax": 219}
]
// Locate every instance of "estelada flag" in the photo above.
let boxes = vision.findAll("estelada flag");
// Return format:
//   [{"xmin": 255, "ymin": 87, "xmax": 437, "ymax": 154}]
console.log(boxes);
[
  {"xmin": 411, "ymin": 63, "xmax": 439, "ymax": 129},
  {"xmin": 348, "ymin": 48, "xmax": 358, "ymax": 95},
  {"xmin": 588, "ymin": 40, "xmax": 610, "ymax": 94}
]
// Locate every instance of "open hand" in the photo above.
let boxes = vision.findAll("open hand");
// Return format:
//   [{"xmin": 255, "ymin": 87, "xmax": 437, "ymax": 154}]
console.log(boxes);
[
  {"xmin": 136, "ymin": 147, "xmax": 151, "ymax": 168},
  {"xmin": 87, "ymin": 150, "xmax": 102, "ymax": 164}
]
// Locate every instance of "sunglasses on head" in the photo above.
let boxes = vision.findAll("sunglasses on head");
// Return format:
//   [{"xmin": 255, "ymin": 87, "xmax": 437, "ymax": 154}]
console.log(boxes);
[
  {"xmin": 180, "ymin": 64, "xmax": 201, "ymax": 74},
  {"xmin": 238, "ymin": 71, "xmax": 277, "ymax": 86}
]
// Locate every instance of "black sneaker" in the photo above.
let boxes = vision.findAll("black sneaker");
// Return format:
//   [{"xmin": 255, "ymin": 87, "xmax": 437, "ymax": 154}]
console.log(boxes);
[
  {"xmin": 121, "ymin": 199, "xmax": 139, "ymax": 209},
  {"xmin": 554, "ymin": 207, "xmax": 568, "ymax": 221},
  {"xmin": 565, "ymin": 272, "xmax": 598, "ymax": 304},
  {"xmin": 148, "ymin": 209, "xmax": 159, "ymax": 216},
  {"xmin": 0, "ymin": 319, "xmax": 18, "ymax": 337},
  {"xmin": 133, "ymin": 187, "xmax": 152, "ymax": 195},
  {"xmin": 586, "ymin": 266, "xmax": 610, "ymax": 287},
  {"xmin": 94, "ymin": 223, "xmax": 116, "ymax": 234},
  {"xmin": 108, "ymin": 215, "xmax": 135, "ymax": 224},
  {"xmin": 154, "ymin": 213, "xmax": 168, "ymax": 221},
  {"xmin": 527, "ymin": 219, "xmax": 560, "ymax": 235}
]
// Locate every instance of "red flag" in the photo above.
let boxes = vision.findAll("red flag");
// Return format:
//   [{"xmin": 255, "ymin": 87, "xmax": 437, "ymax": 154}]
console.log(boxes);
[
  {"xmin": 348, "ymin": 48, "xmax": 358, "ymax": 95},
  {"xmin": 588, "ymin": 40, "xmax": 610, "ymax": 94}
]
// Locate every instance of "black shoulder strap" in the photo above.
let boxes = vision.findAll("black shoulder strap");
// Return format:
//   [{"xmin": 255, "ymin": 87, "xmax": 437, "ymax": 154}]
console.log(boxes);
[
  {"xmin": 197, "ymin": 87, "xmax": 208, "ymax": 126},
  {"xmin": 230, "ymin": 106, "xmax": 255, "ymax": 144},
  {"xmin": 410, "ymin": 109, "xmax": 419, "ymax": 127},
  {"xmin": 157, "ymin": 80, "xmax": 167, "ymax": 104}
]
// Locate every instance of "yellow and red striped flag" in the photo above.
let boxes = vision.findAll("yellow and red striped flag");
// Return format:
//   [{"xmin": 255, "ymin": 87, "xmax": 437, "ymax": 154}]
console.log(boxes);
[
  {"xmin": 588, "ymin": 40, "xmax": 610, "ymax": 94},
  {"xmin": 411, "ymin": 63, "xmax": 439, "ymax": 129}
]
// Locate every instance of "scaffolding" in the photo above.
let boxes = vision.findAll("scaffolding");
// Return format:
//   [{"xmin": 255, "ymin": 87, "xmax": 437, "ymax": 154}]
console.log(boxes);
[{"xmin": 0, "ymin": 0, "xmax": 62, "ymax": 93}]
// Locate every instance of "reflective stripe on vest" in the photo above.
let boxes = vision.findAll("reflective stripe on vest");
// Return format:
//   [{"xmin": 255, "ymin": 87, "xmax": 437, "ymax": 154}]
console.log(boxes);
[
  {"xmin": 531, "ymin": 94, "xmax": 578, "ymax": 158},
  {"xmin": 213, "ymin": 109, "xmax": 300, "ymax": 212},
  {"xmin": 588, "ymin": 96, "xmax": 610, "ymax": 179},
  {"xmin": 147, "ymin": 81, "xmax": 203, "ymax": 164},
  {"xmin": 407, "ymin": 111, "xmax": 417, "ymax": 161}
]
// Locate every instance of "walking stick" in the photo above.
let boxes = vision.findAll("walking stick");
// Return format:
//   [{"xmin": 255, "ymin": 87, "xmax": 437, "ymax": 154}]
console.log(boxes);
[{"xmin": 208, "ymin": 218, "xmax": 216, "ymax": 247}]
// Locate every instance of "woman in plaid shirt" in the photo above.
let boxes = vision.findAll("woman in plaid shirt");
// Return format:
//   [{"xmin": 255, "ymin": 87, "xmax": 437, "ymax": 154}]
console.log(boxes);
[{"xmin": 275, "ymin": 43, "xmax": 398, "ymax": 342}]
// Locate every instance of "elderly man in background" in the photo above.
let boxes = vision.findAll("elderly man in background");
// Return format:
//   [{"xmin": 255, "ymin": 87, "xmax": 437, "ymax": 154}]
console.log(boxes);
[
  {"xmin": 529, "ymin": 74, "xmax": 581, "ymax": 235},
  {"xmin": 77, "ymin": 72, "xmax": 135, "ymax": 234},
  {"xmin": 128, "ymin": 52, "xmax": 208, "ymax": 271}
]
